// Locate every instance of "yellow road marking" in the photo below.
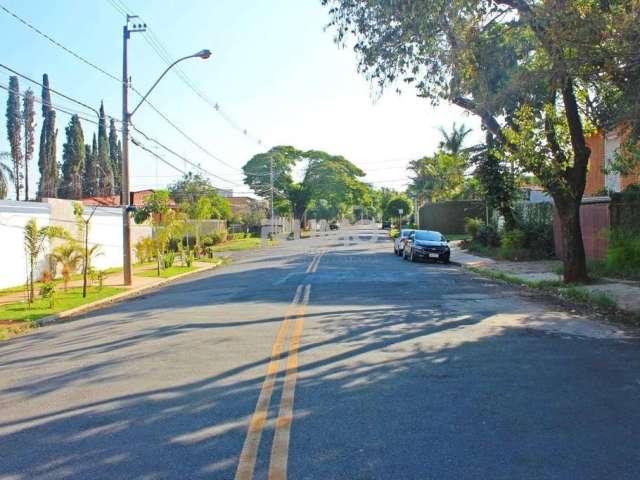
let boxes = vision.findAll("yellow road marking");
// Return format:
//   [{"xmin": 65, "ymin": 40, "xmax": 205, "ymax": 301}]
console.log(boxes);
[
  {"xmin": 234, "ymin": 285, "xmax": 302, "ymax": 480},
  {"xmin": 268, "ymin": 285, "xmax": 310, "ymax": 480},
  {"xmin": 235, "ymin": 248, "xmax": 323, "ymax": 480}
]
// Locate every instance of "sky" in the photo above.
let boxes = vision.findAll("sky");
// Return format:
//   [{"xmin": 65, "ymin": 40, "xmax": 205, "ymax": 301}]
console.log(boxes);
[{"xmin": 0, "ymin": 0, "xmax": 480, "ymax": 199}]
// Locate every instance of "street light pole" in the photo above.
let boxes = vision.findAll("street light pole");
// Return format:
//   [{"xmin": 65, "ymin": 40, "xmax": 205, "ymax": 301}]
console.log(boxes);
[
  {"xmin": 120, "ymin": 14, "xmax": 210, "ymax": 285},
  {"xmin": 270, "ymin": 155, "xmax": 275, "ymax": 238}
]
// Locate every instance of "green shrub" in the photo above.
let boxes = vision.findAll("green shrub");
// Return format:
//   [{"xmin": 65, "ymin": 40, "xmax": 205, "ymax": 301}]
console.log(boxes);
[
  {"xmin": 39, "ymin": 281, "xmax": 56, "ymax": 308},
  {"xmin": 464, "ymin": 217, "xmax": 483, "ymax": 241},
  {"xmin": 134, "ymin": 237, "xmax": 154, "ymax": 264},
  {"xmin": 477, "ymin": 224, "xmax": 500, "ymax": 247},
  {"xmin": 185, "ymin": 250, "xmax": 195, "ymax": 267},
  {"xmin": 500, "ymin": 229, "xmax": 527, "ymax": 260},
  {"xmin": 163, "ymin": 251, "xmax": 176, "ymax": 269},
  {"xmin": 606, "ymin": 230, "xmax": 640, "ymax": 277}
]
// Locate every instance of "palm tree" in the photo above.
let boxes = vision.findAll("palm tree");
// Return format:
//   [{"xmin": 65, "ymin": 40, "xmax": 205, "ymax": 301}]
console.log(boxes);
[
  {"xmin": 437, "ymin": 122, "xmax": 473, "ymax": 155},
  {"xmin": 0, "ymin": 153, "xmax": 14, "ymax": 199},
  {"xmin": 23, "ymin": 219, "xmax": 67, "ymax": 304},
  {"xmin": 51, "ymin": 243, "xmax": 82, "ymax": 291}
]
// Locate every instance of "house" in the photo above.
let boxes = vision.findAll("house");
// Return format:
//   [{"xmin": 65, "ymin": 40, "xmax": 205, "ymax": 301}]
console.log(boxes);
[
  {"xmin": 81, "ymin": 189, "xmax": 177, "ymax": 209},
  {"xmin": 585, "ymin": 130, "xmax": 639, "ymax": 196},
  {"xmin": 228, "ymin": 196, "xmax": 255, "ymax": 215}
]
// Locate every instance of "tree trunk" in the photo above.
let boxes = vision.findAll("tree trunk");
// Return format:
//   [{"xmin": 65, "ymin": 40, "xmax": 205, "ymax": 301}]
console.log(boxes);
[{"xmin": 556, "ymin": 199, "xmax": 589, "ymax": 283}]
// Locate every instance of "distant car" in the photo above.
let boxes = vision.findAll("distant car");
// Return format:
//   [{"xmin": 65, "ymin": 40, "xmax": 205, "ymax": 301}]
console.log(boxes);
[
  {"xmin": 382, "ymin": 220, "xmax": 392, "ymax": 229},
  {"xmin": 329, "ymin": 222, "xmax": 340, "ymax": 230},
  {"xmin": 403, "ymin": 230, "xmax": 450, "ymax": 263},
  {"xmin": 393, "ymin": 229, "xmax": 415, "ymax": 256}
]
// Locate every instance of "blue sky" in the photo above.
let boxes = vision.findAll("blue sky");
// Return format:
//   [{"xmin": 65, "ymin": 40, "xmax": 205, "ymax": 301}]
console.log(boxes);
[{"xmin": 0, "ymin": 0, "xmax": 480, "ymax": 197}]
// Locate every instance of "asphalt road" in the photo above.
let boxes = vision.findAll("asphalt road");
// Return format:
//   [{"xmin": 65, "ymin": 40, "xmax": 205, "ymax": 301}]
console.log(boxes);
[{"xmin": 1, "ymin": 225, "xmax": 640, "ymax": 479}]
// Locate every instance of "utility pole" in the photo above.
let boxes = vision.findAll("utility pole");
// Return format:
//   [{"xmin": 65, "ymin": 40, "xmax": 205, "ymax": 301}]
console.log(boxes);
[
  {"xmin": 119, "ymin": 14, "xmax": 209, "ymax": 286},
  {"xmin": 270, "ymin": 154, "xmax": 275, "ymax": 238},
  {"xmin": 121, "ymin": 16, "xmax": 146, "ymax": 286}
]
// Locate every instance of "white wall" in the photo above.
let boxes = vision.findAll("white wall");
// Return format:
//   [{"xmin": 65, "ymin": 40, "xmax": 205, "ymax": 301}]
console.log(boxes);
[
  {"xmin": 0, "ymin": 201, "xmax": 51, "ymax": 290},
  {"xmin": 0, "ymin": 199, "xmax": 152, "ymax": 289}
]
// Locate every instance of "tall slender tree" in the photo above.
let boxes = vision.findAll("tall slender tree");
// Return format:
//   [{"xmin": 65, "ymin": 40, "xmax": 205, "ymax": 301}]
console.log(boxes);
[
  {"xmin": 83, "ymin": 143, "xmax": 94, "ymax": 196},
  {"xmin": 6, "ymin": 76, "xmax": 23, "ymax": 200},
  {"xmin": 97, "ymin": 102, "xmax": 114, "ymax": 196},
  {"xmin": 22, "ymin": 88, "xmax": 36, "ymax": 200},
  {"xmin": 37, "ymin": 74, "xmax": 58, "ymax": 199},
  {"xmin": 59, "ymin": 115, "xmax": 85, "ymax": 199},
  {"xmin": 108, "ymin": 117, "xmax": 122, "ymax": 195}
]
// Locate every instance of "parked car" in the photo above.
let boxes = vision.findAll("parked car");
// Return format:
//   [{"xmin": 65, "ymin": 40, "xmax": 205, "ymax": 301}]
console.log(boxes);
[
  {"xmin": 382, "ymin": 220, "xmax": 392, "ymax": 229},
  {"xmin": 329, "ymin": 222, "xmax": 340, "ymax": 230},
  {"xmin": 393, "ymin": 229, "xmax": 415, "ymax": 256},
  {"xmin": 403, "ymin": 230, "xmax": 450, "ymax": 263}
]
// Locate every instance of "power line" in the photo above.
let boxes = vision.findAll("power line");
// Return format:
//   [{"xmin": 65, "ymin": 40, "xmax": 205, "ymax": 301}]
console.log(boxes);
[
  {"xmin": 0, "ymin": 3, "xmax": 122, "ymax": 84},
  {"xmin": 2, "ymin": 4, "xmax": 244, "ymax": 174},
  {"xmin": 106, "ymin": 0, "xmax": 268, "ymax": 149}
]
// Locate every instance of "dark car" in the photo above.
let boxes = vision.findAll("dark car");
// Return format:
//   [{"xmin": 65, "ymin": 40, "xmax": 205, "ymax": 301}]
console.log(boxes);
[
  {"xmin": 403, "ymin": 230, "xmax": 450, "ymax": 263},
  {"xmin": 381, "ymin": 220, "xmax": 392, "ymax": 229},
  {"xmin": 329, "ymin": 222, "xmax": 340, "ymax": 230}
]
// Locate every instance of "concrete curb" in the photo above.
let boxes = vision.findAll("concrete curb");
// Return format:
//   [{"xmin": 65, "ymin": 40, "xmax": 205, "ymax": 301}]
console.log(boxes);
[{"xmin": 34, "ymin": 262, "xmax": 222, "ymax": 327}]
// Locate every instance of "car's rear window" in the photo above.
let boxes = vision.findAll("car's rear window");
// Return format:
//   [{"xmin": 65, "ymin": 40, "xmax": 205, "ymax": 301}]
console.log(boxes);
[
  {"xmin": 401, "ymin": 229, "xmax": 414, "ymax": 237},
  {"xmin": 415, "ymin": 231, "xmax": 445, "ymax": 242}
]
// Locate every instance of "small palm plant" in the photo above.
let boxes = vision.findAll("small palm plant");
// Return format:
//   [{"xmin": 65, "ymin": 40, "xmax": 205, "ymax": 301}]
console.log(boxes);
[
  {"xmin": 51, "ymin": 243, "xmax": 82, "ymax": 291},
  {"xmin": 24, "ymin": 219, "xmax": 68, "ymax": 304}
]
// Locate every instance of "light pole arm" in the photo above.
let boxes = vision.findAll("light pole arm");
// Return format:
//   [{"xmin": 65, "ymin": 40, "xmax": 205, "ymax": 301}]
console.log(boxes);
[{"xmin": 129, "ymin": 51, "xmax": 210, "ymax": 117}]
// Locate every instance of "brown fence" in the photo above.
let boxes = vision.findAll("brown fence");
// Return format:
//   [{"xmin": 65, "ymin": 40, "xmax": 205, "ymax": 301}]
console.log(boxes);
[
  {"xmin": 419, "ymin": 200, "xmax": 485, "ymax": 235},
  {"xmin": 553, "ymin": 198, "xmax": 610, "ymax": 260}
]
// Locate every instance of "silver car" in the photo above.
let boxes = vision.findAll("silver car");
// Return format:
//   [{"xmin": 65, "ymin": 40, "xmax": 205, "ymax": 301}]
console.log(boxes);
[{"xmin": 393, "ymin": 229, "xmax": 415, "ymax": 256}]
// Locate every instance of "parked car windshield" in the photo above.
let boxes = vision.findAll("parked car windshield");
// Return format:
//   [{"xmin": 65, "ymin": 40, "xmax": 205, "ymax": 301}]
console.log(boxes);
[
  {"xmin": 414, "ymin": 231, "xmax": 445, "ymax": 242},
  {"xmin": 401, "ymin": 229, "xmax": 414, "ymax": 238}
]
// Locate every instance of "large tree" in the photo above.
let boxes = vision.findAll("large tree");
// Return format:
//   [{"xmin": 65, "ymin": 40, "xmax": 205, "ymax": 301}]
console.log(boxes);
[
  {"xmin": 108, "ymin": 118, "xmax": 122, "ymax": 195},
  {"xmin": 323, "ymin": 0, "xmax": 639, "ymax": 283},
  {"xmin": 22, "ymin": 88, "xmax": 36, "ymax": 200},
  {"xmin": 97, "ymin": 102, "xmax": 114, "ymax": 196},
  {"xmin": 6, "ymin": 76, "xmax": 23, "ymax": 200},
  {"xmin": 83, "ymin": 134, "xmax": 100, "ymax": 197},
  {"xmin": 243, "ymin": 146, "xmax": 370, "ymax": 221},
  {"xmin": 59, "ymin": 115, "xmax": 85, "ymax": 199},
  {"xmin": 37, "ymin": 74, "xmax": 58, "ymax": 199}
]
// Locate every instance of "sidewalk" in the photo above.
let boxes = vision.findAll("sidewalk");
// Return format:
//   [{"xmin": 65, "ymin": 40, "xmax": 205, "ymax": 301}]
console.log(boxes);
[{"xmin": 451, "ymin": 245, "xmax": 640, "ymax": 316}]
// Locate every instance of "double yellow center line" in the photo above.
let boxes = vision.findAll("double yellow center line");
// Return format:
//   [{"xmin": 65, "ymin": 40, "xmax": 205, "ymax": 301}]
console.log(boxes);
[{"xmin": 235, "ymin": 250, "xmax": 325, "ymax": 480}]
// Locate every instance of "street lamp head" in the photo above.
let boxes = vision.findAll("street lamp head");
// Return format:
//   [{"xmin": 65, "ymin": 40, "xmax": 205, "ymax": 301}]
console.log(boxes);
[{"xmin": 195, "ymin": 49, "xmax": 212, "ymax": 59}]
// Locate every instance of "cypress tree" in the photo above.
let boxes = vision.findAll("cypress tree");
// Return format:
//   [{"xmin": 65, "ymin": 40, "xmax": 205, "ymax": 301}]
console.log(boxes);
[
  {"xmin": 83, "ymin": 133, "xmax": 100, "ymax": 197},
  {"xmin": 59, "ymin": 115, "xmax": 85, "ymax": 199},
  {"xmin": 108, "ymin": 118, "xmax": 122, "ymax": 195},
  {"xmin": 97, "ymin": 102, "xmax": 114, "ymax": 195},
  {"xmin": 5, "ymin": 76, "xmax": 23, "ymax": 200},
  {"xmin": 37, "ymin": 74, "xmax": 58, "ymax": 199},
  {"xmin": 22, "ymin": 88, "xmax": 36, "ymax": 200}
]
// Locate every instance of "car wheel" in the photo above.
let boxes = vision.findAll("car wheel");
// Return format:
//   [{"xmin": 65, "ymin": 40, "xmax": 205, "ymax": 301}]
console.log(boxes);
[{"xmin": 442, "ymin": 255, "xmax": 450, "ymax": 264}]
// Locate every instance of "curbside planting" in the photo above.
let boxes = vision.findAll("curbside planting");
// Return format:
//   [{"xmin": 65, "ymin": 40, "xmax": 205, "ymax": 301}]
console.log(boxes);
[{"xmin": 34, "ymin": 262, "xmax": 223, "ymax": 328}]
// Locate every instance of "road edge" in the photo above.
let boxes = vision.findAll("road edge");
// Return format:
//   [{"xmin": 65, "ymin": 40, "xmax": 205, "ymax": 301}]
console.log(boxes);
[{"xmin": 34, "ymin": 262, "xmax": 224, "ymax": 328}]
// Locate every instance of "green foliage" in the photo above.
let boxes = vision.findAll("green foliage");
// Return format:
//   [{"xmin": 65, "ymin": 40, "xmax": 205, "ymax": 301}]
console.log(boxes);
[
  {"xmin": 97, "ymin": 102, "xmax": 114, "ymax": 196},
  {"xmin": 51, "ymin": 243, "xmax": 82, "ymax": 291},
  {"xmin": 606, "ymin": 230, "xmax": 640, "ymax": 278},
  {"xmin": 22, "ymin": 88, "xmax": 36, "ymax": 200},
  {"xmin": 476, "ymin": 224, "xmax": 501, "ymax": 248},
  {"xmin": 133, "ymin": 190, "xmax": 171, "ymax": 224},
  {"xmin": 389, "ymin": 229, "xmax": 400, "ymax": 239},
  {"xmin": 134, "ymin": 236, "xmax": 154, "ymax": 264},
  {"xmin": 108, "ymin": 118, "xmax": 122, "ymax": 195},
  {"xmin": 464, "ymin": 217, "xmax": 483, "ymax": 241},
  {"xmin": 38, "ymin": 280, "xmax": 56, "ymax": 308},
  {"xmin": 499, "ymin": 229, "xmax": 527, "ymax": 260},
  {"xmin": 59, "ymin": 115, "xmax": 85, "ymax": 199},
  {"xmin": 384, "ymin": 195, "xmax": 412, "ymax": 220},
  {"xmin": 37, "ymin": 74, "xmax": 58, "ymax": 199},
  {"xmin": 6, "ymin": 75, "xmax": 23, "ymax": 200},
  {"xmin": 185, "ymin": 250, "xmax": 195, "ymax": 268},
  {"xmin": 162, "ymin": 251, "xmax": 176, "ymax": 269}
]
